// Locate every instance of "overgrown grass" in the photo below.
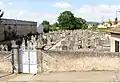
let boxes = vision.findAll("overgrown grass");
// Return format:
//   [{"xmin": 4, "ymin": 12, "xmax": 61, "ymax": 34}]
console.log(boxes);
[{"xmin": 97, "ymin": 28, "xmax": 111, "ymax": 32}]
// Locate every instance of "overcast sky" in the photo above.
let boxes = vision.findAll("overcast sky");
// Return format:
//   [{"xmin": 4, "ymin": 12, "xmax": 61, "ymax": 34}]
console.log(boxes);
[{"xmin": 1, "ymin": 0, "xmax": 120, "ymax": 25}]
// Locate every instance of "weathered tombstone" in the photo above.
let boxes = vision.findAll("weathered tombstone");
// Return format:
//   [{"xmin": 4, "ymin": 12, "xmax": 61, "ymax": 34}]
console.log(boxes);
[
  {"xmin": 21, "ymin": 38, "xmax": 26, "ymax": 50},
  {"xmin": 61, "ymin": 40, "xmax": 68, "ymax": 51},
  {"xmin": 87, "ymin": 38, "xmax": 91, "ymax": 48},
  {"xmin": 4, "ymin": 44, "xmax": 8, "ymax": 51},
  {"xmin": 0, "ymin": 44, "xmax": 4, "ymax": 51},
  {"xmin": 47, "ymin": 34, "xmax": 51, "ymax": 46},
  {"xmin": 78, "ymin": 40, "xmax": 82, "ymax": 49},
  {"xmin": 33, "ymin": 40, "xmax": 37, "ymax": 50}
]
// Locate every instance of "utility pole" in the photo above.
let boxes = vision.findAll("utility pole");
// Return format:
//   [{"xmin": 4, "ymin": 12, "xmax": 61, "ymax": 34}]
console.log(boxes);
[{"xmin": 115, "ymin": 11, "xmax": 120, "ymax": 25}]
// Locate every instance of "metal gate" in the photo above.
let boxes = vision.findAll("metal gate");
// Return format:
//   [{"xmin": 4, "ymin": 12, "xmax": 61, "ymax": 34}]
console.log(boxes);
[
  {"xmin": 19, "ymin": 38, "xmax": 38, "ymax": 74},
  {"xmin": 19, "ymin": 50, "xmax": 37, "ymax": 73}
]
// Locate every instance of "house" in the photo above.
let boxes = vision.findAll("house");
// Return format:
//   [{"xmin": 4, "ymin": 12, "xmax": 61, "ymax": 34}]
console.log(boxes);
[
  {"xmin": 97, "ymin": 21, "xmax": 111, "ymax": 29},
  {"xmin": 97, "ymin": 20, "xmax": 120, "ymax": 29},
  {"xmin": 109, "ymin": 25, "xmax": 120, "ymax": 52},
  {"xmin": 86, "ymin": 21, "xmax": 100, "ymax": 28},
  {"xmin": 37, "ymin": 24, "xmax": 43, "ymax": 33},
  {"xmin": 97, "ymin": 24, "xmax": 108, "ymax": 28}
]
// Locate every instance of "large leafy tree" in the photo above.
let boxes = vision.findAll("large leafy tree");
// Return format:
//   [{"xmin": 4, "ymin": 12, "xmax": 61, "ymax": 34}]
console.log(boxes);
[
  {"xmin": 74, "ymin": 17, "xmax": 87, "ymax": 29},
  {"xmin": 58, "ymin": 11, "xmax": 87, "ymax": 30},
  {"xmin": 41, "ymin": 20, "xmax": 50, "ymax": 33},
  {"xmin": 58, "ymin": 11, "xmax": 76, "ymax": 30}
]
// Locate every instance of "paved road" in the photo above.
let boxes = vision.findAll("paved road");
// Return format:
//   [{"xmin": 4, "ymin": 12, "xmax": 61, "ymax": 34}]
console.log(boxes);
[{"xmin": 0, "ymin": 71, "xmax": 120, "ymax": 83}]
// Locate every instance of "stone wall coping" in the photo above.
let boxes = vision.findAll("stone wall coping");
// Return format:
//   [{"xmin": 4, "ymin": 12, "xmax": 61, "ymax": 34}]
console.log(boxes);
[{"xmin": 41, "ymin": 50, "xmax": 120, "ymax": 57}]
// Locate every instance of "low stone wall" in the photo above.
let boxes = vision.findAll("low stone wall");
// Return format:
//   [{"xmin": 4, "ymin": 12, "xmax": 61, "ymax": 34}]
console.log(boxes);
[
  {"xmin": 0, "ymin": 51, "xmax": 12, "ymax": 73},
  {"xmin": 38, "ymin": 51, "xmax": 120, "ymax": 72}
]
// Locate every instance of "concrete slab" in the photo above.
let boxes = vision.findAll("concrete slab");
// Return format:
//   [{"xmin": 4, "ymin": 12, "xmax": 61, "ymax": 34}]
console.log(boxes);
[
  {"xmin": 8, "ymin": 74, "xmax": 34, "ymax": 82},
  {"xmin": 0, "ymin": 73, "xmax": 11, "ymax": 78},
  {"xmin": 0, "ymin": 71, "xmax": 119, "ymax": 83},
  {"xmin": 0, "ymin": 74, "xmax": 16, "ymax": 82},
  {"xmin": 31, "ymin": 71, "xmax": 117, "ymax": 82}
]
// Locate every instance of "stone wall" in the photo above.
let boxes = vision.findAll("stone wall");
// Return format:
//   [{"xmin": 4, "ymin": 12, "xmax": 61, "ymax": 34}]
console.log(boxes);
[
  {"xmin": 0, "ymin": 51, "xmax": 12, "ymax": 73},
  {"xmin": 38, "ymin": 51, "xmax": 120, "ymax": 72}
]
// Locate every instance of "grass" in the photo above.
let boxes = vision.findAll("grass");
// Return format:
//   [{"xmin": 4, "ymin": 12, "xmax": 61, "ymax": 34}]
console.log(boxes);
[{"xmin": 96, "ymin": 28, "xmax": 111, "ymax": 32}]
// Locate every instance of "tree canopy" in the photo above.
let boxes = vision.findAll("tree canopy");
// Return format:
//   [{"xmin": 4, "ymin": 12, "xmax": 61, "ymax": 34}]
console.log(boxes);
[
  {"xmin": 50, "ymin": 22, "xmax": 59, "ymax": 31},
  {"xmin": 0, "ymin": 10, "xmax": 4, "ymax": 24},
  {"xmin": 58, "ymin": 11, "xmax": 87, "ymax": 30},
  {"xmin": 58, "ymin": 11, "xmax": 76, "ymax": 30},
  {"xmin": 41, "ymin": 20, "xmax": 50, "ymax": 33},
  {"xmin": 40, "ymin": 10, "xmax": 88, "ymax": 32}
]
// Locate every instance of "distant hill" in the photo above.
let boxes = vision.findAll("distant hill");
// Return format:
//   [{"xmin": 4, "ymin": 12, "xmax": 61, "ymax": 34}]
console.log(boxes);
[{"xmin": 86, "ymin": 21, "xmax": 101, "ymax": 24}]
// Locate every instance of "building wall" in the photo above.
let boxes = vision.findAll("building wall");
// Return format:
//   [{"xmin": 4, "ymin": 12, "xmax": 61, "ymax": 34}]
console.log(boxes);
[
  {"xmin": 0, "ymin": 25, "xmax": 5, "ymax": 41},
  {"xmin": 0, "ymin": 19, "xmax": 37, "ymax": 41},
  {"xmin": 110, "ymin": 34, "xmax": 120, "ymax": 52},
  {"xmin": 37, "ymin": 51, "xmax": 120, "ymax": 73},
  {"xmin": 16, "ymin": 24, "xmax": 36, "ymax": 36}
]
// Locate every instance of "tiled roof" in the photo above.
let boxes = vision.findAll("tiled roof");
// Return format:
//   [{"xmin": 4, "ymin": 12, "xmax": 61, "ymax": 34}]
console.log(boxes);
[
  {"xmin": 0, "ymin": 18, "xmax": 37, "ymax": 25},
  {"xmin": 109, "ymin": 25, "xmax": 120, "ymax": 34}
]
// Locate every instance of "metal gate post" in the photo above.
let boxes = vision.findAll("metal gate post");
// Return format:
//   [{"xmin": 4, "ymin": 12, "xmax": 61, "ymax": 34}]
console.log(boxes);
[{"xmin": 28, "ymin": 50, "xmax": 30, "ymax": 73}]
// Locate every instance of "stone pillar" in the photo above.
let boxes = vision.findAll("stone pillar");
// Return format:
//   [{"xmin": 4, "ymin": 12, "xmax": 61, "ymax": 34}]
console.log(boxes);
[
  {"xmin": 82, "ymin": 38, "xmax": 85, "ymax": 48},
  {"xmin": 36, "ymin": 44, "xmax": 43, "ymax": 73},
  {"xmin": 110, "ymin": 36, "xmax": 115, "ymax": 52},
  {"xmin": 11, "ymin": 40, "xmax": 19, "ymax": 74}
]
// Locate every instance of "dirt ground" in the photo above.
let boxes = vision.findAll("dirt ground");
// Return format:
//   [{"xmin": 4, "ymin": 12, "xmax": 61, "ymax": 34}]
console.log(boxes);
[{"xmin": 0, "ymin": 71, "xmax": 120, "ymax": 83}]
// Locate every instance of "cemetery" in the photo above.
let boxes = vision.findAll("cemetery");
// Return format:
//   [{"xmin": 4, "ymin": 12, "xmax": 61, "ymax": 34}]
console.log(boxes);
[
  {"xmin": 0, "ymin": 29, "xmax": 118, "ymax": 74},
  {"xmin": 0, "ymin": 1, "xmax": 120, "ymax": 82},
  {"xmin": 9, "ymin": 29, "xmax": 111, "ymax": 52},
  {"xmin": 0, "ymin": 28, "xmax": 120, "ymax": 83},
  {"xmin": 0, "ymin": 26, "xmax": 120, "ymax": 74},
  {"xmin": 4, "ymin": 29, "xmax": 119, "ymax": 74}
]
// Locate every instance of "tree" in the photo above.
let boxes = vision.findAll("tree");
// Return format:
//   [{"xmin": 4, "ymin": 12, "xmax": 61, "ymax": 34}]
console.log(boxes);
[
  {"xmin": 58, "ymin": 11, "xmax": 87, "ymax": 30},
  {"xmin": 53, "ymin": 22, "xmax": 59, "ymax": 27},
  {"xmin": 82, "ymin": 24, "xmax": 88, "ymax": 29},
  {"xmin": 58, "ymin": 11, "xmax": 76, "ymax": 30},
  {"xmin": 108, "ymin": 19, "xmax": 112, "ymax": 26},
  {"xmin": 41, "ymin": 20, "xmax": 50, "ymax": 33},
  {"xmin": 114, "ymin": 17, "xmax": 118, "ymax": 25},
  {"xmin": 92, "ymin": 23, "xmax": 99, "ymax": 31},
  {"xmin": 74, "ymin": 17, "xmax": 87, "ymax": 29},
  {"xmin": 50, "ymin": 22, "xmax": 59, "ymax": 31},
  {"xmin": 0, "ymin": 10, "xmax": 4, "ymax": 24}
]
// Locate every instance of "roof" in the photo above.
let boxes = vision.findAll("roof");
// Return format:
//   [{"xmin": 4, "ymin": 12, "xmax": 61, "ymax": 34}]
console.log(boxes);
[
  {"xmin": 0, "ymin": 18, "xmax": 37, "ymax": 25},
  {"xmin": 37, "ymin": 24, "xmax": 43, "ymax": 33},
  {"xmin": 109, "ymin": 25, "xmax": 120, "ymax": 34},
  {"xmin": 86, "ymin": 21, "xmax": 100, "ymax": 25}
]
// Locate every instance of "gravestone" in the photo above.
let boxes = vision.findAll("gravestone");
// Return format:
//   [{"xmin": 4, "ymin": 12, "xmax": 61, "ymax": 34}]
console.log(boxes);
[{"xmin": 47, "ymin": 34, "xmax": 51, "ymax": 46}]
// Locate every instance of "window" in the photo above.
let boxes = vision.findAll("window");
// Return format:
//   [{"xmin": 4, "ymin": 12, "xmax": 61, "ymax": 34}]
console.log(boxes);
[{"xmin": 115, "ymin": 40, "xmax": 119, "ymax": 52}]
